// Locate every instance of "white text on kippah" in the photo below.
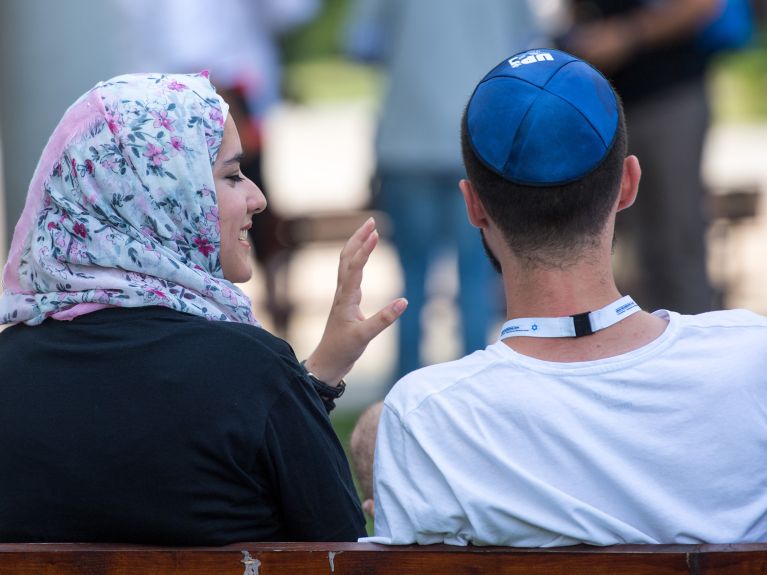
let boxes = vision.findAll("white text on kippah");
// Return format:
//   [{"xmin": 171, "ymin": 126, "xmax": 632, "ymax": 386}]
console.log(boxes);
[{"xmin": 508, "ymin": 52, "xmax": 554, "ymax": 69}]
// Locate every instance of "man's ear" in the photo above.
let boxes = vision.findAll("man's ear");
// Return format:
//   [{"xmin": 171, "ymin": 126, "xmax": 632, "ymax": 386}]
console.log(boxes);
[
  {"xmin": 459, "ymin": 179, "xmax": 490, "ymax": 228},
  {"xmin": 617, "ymin": 155, "xmax": 641, "ymax": 212}
]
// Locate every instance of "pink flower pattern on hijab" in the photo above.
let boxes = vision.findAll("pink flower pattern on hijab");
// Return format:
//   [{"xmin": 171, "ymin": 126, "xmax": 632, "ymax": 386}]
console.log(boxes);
[{"xmin": 0, "ymin": 72, "xmax": 258, "ymax": 326}]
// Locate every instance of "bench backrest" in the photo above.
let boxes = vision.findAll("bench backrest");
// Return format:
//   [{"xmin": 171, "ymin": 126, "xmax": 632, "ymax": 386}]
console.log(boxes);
[{"xmin": 1, "ymin": 542, "xmax": 766, "ymax": 574}]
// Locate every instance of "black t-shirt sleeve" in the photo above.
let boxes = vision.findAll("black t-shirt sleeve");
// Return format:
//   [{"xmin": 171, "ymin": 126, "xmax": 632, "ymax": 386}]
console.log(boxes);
[{"xmin": 259, "ymin": 374, "xmax": 366, "ymax": 541}]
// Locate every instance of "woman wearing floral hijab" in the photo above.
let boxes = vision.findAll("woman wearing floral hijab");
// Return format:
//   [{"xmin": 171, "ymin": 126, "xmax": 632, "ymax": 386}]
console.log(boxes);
[{"xmin": 0, "ymin": 72, "xmax": 406, "ymax": 544}]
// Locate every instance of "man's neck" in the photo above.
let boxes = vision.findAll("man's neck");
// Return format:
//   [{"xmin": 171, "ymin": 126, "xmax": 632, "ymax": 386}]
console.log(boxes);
[
  {"xmin": 504, "ymin": 258, "xmax": 620, "ymax": 319},
  {"xmin": 500, "ymin": 253, "xmax": 668, "ymax": 362}
]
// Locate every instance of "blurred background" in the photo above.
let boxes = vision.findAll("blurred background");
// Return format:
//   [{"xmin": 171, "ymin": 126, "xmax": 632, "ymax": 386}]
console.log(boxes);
[{"xmin": 2, "ymin": 0, "xmax": 767, "ymax": 436}]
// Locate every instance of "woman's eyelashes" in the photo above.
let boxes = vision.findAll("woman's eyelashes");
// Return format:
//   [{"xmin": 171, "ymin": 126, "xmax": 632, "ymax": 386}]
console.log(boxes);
[{"xmin": 226, "ymin": 172, "xmax": 245, "ymax": 184}]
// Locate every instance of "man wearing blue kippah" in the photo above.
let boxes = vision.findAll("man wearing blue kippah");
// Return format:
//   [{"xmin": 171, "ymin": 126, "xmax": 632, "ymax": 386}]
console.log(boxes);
[{"xmin": 359, "ymin": 49, "xmax": 767, "ymax": 547}]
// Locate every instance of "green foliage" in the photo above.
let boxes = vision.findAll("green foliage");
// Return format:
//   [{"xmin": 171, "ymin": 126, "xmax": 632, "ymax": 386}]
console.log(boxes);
[
  {"xmin": 710, "ymin": 32, "xmax": 767, "ymax": 122},
  {"xmin": 281, "ymin": 0, "xmax": 350, "ymax": 63},
  {"xmin": 280, "ymin": 0, "xmax": 381, "ymax": 103},
  {"xmin": 283, "ymin": 57, "xmax": 381, "ymax": 103},
  {"xmin": 331, "ymin": 408, "xmax": 374, "ymax": 534}
]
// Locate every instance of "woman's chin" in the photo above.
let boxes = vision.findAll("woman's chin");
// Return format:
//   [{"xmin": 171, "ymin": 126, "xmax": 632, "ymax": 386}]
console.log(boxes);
[{"xmin": 224, "ymin": 266, "xmax": 253, "ymax": 285}]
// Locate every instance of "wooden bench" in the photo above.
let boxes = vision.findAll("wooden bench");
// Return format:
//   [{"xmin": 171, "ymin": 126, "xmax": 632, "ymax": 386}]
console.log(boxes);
[{"xmin": 1, "ymin": 542, "xmax": 765, "ymax": 574}]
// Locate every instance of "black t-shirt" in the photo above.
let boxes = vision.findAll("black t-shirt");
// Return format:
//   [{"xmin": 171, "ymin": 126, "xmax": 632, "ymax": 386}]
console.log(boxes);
[
  {"xmin": 567, "ymin": 0, "xmax": 709, "ymax": 104},
  {"xmin": 0, "ymin": 306, "xmax": 365, "ymax": 544}
]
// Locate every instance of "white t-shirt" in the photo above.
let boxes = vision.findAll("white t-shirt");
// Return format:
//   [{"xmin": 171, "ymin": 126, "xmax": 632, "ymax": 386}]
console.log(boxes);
[{"xmin": 362, "ymin": 309, "xmax": 767, "ymax": 546}]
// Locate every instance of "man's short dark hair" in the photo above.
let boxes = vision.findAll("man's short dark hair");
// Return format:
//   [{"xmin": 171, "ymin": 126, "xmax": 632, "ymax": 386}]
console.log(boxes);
[{"xmin": 460, "ymin": 103, "xmax": 628, "ymax": 268}]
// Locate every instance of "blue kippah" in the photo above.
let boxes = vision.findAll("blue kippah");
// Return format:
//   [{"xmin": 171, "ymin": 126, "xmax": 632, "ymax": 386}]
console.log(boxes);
[{"xmin": 466, "ymin": 49, "xmax": 619, "ymax": 186}]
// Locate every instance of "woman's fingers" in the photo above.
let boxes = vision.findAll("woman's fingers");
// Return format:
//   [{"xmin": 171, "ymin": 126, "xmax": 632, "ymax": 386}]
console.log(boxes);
[
  {"xmin": 338, "ymin": 217, "xmax": 376, "ymax": 276},
  {"xmin": 337, "ymin": 218, "xmax": 378, "ymax": 302},
  {"xmin": 310, "ymin": 297, "xmax": 407, "ymax": 384},
  {"xmin": 340, "ymin": 231, "xmax": 378, "ymax": 299},
  {"xmin": 305, "ymin": 217, "xmax": 406, "ymax": 385},
  {"xmin": 357, "ymin": 298, "xmax": 408, "ymax": 342}
]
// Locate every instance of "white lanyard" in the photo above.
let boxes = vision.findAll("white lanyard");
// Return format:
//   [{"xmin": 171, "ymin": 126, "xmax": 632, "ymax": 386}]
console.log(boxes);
[{"xmin": 499, "ymin": 296, "xmax": 641, "ymax": 339}]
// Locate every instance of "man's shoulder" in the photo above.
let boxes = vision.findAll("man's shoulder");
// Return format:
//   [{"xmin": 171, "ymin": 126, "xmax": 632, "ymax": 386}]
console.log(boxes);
[
  {"xmin": 675, "ymin": 308, "xmax": 767, "ymax": 331},
  {"xmin": 385, "ymin": 343, "xmax": 507, "ymax": 418}
]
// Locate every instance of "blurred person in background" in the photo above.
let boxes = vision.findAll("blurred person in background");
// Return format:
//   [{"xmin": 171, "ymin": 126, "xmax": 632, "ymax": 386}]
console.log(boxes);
[
  {"xmin": 119, "ymin": 0, "xmax": 321, "ymax": 333},
  {"xmin": 346, "ymin": 0, "xmax": 544, "ymax": 380},
  {"xmin": 559, "ymin": 0, "xmax": 753, "ymax": 314}
]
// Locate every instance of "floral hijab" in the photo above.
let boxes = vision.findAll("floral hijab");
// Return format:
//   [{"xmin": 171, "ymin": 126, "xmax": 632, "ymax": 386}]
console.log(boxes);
[{"xmin": 0, "ymin": 72, "xmax": 259, "ymax": 326}]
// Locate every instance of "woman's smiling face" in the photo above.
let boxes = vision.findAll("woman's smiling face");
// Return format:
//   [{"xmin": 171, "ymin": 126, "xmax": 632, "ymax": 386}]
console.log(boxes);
[{"xmin": 213, "ymin": 115, "xmax": 266, "ymax": 283}]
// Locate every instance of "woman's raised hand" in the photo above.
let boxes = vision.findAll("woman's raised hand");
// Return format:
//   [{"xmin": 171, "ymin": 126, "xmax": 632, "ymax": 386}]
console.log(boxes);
[{"xmin": 303, "ymin": 217, "xmax": 407, "ymax": 386}]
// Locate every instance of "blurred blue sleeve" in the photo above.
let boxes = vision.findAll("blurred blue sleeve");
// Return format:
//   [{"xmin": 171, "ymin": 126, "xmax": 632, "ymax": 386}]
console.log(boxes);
[
  {"xmin": 344, "ymin": 0, "xmax": 392, "ymax": 63},
  {"xmin": 696, "ymin": 0, "xmax": 754, "ymax": 55}
]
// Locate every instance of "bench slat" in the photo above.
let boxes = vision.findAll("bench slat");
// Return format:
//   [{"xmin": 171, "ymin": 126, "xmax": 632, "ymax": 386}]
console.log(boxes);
[{"xmin": 0, "ymin": 542, "xmax": 765, "ymax": 575}]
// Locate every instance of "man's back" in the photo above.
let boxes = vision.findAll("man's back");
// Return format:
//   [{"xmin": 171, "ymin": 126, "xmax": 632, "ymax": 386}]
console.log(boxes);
[{"xmin": 368, "ymin": 309, "xmax": 767, "ymax": 546}]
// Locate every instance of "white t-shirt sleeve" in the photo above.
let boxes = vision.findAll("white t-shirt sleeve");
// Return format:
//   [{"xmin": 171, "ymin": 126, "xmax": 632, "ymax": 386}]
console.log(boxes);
[
  {"xmin": 360, "ymin": 401, "xmax": 470, "ymax": 545},
  {"xmin": 358, "ymin": 403, "xmax": 414, "ymax": 543}
]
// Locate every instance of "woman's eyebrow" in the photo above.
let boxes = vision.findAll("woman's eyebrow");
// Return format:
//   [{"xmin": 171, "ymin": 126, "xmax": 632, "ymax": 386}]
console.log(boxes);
[{"xmin": 222, "ymin": 152, "xmax": 244, "ymax": 166}]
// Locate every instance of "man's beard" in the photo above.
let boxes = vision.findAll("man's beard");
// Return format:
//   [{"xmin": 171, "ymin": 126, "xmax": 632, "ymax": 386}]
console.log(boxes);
[{"xmin": 480, "ymin": 230, "xmax": 502, "ymax": 275}]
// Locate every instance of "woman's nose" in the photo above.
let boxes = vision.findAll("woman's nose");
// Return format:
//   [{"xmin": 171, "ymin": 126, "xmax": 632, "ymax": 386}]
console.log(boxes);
[{"xmin": 248, "ymin": 180, "xmax": 267, "ymax": 214}]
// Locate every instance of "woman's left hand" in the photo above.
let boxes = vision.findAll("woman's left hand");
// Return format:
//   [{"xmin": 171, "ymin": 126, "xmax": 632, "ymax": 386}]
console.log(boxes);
[{"xmin": 303, "ymin": 217, "xmax": 407, "ymax": 386}]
